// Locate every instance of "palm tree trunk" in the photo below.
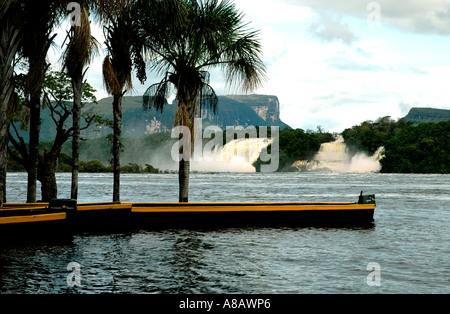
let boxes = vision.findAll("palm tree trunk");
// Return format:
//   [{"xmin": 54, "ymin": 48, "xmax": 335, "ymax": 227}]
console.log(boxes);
[
  {"xmin": 178, "ymin": 159, "xmax": 190, "ymax": 202},
  {"xmin": 27, "ymin": 93, "xmax": 41, "ymax": 203},
  {"xmin": 38, "ymin": 156, "xmax": 57, "ymax": 202},
  {"xmin": 0, "ymin": 98, "xmax": 10, "ymax": 205},
  {"xmin": 0, "ymin": 75, "xmax": 11, "ymax": 206},
  {"xmin": 112, "ymin": 93, "xmax": 122, "ymax": 202},
  {"xmin": 0, "ymin": 2, "xmax": 21, "ymax": 205},
  {"xmin": 176, "ymin": 88, "xmax": 196, "ymax": 203},
  {"xmin": 0, "ymin": 141, "xmax": 7, "ymax": 206},
  {"xmin": 70, "ymin": 74, "xmax": 83, "ymax": 200}
]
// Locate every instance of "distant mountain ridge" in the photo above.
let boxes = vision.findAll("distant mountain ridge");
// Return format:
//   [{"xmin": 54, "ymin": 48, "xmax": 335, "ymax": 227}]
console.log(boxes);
[
  {"xmin": 11, "ymin": 94, "xmax": 291, "ymax": 143},
  {"xmin": 403, "ymin": 107, "xmax": 450, "ymax": 124},
  {"xmin": 81, "ymin": 94, "xmax": 291, "ymax": 139}
]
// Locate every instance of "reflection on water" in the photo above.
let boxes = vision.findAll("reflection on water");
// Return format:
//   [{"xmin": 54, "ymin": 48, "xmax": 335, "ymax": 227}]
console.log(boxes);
[{"xmin": 1, "ymin": 173, "xmax": 449, "ymax": 294}]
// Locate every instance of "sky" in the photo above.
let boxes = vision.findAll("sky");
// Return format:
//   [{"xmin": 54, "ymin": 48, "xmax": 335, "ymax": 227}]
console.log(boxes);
[{"xmin": 51, "ymin": 0, "xmax": 450, "ymax": 133}]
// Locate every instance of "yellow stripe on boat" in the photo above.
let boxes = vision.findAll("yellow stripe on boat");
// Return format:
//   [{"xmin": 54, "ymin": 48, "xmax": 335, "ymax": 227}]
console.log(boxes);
[
  {"xmin": 131, "ymin": 203, "xmax": 375, "ymax": 213},
  {"xmin": 0, "ymin": 207, "xmax": 49, "ymax": 212},
  {"xmin": 77, "ymin": 202, "xmax": 133, "ymax": 211},
  {"xmin": 2, "ymin": 203, "xmax": 49, "ymax": 207},
  {"xmin": 0, "ymin": 212, "xmax": 66, "ymax": 225},
  {"xmin": 1, "ymin": 203, "xmax": 49, "ymax": 211}
]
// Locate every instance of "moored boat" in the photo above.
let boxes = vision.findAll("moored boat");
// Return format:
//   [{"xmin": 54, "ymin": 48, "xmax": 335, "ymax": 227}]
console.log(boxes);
[
  {"xmin": 131, "ymin": 197, "xmax": 375, "ymax": 229},
  {"xmin": 0, "ymin": 201, "xmax": 73, "ymax": 239}
]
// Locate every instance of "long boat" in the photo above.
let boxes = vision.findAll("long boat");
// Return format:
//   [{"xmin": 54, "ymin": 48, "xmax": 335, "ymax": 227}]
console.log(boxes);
[
  {"xmin": 0, "ymin": 202, "xmax": 71, "ymax": 238},
  {"xmin": 0, "ymin": 192, "xmax": 376, "ymax": 234}
]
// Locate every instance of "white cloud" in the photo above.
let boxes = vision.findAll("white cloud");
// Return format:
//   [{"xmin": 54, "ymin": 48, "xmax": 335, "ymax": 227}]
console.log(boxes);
[
  {"xmin": 308, "ymin": 13, "xmax": 359, "ymax": 45},
  {"xmin": 237, "ymin": 0, "xmax": 313, "ymax": 24},
  {"xmin": 325, "ymin": 56, "xmax": 384, "ymax": 72},
  {"xmin": 286, "ymin": 0, "xmax": 450, "ymax": 35}
]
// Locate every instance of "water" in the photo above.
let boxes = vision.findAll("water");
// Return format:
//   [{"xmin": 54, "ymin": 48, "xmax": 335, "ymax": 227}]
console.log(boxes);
[{"xmin": 1, "ymin": 172, "xmax": 449, "ymax": 294}]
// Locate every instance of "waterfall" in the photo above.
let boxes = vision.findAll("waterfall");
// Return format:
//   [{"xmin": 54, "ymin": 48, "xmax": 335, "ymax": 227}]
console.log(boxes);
[
  {"xmin": 293, "ymin": 135, "xmax": 384, "ymax": 173},
  {"xmin": 191, "ymin": 138, "xmax": 271, "ymax": 172}
]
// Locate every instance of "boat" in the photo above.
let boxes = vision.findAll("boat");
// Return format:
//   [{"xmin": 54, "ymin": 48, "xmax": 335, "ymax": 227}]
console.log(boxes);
[
  {"xmin": 0, "ymin": 201, "xmax": 73, "ymax": 238},
  {"xmin": 131, "ymin": 194, "xmax": 375, "ymax": 229},
  {"xmin": 0, "ymin": 192, "xmax": 376, "ymax": 233}
]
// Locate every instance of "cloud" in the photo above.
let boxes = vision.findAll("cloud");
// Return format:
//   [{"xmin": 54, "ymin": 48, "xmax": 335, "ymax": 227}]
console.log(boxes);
[
  {"xmin": 236, "ymin": 0, "xmax": 313, "ymax": 24},
  {"xmin": 325, "ymin": 56, "xmax": 431, "ymax": 76},
  {"xmin": 326, "ymin": 56, "xmax": 384, "ymax": 72},
  {"xmin": 308, "ymin": 13, "xmax": 358, "ymax": 45},
  {"xmin": 287, "ymin": 0, "xmax": 450, "ymax": 36},
  {"xmin": 398, "ymin": 65, "xmax": 430, "ymax": 76},
  {"xmin": 354, "ymin": 47, "xmax": 372, "ymax": 57},
  {"xmin": 398, "ymin": 100, "xmax": 414, "ymax": 115}
]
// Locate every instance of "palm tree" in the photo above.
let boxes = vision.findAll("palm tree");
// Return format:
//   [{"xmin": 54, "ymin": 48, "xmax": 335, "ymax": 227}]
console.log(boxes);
[
  {"xmin": 141, "ymin": 0, "xmax": 266, "ymax": 202},
  {"xmin": 94, "ymin": 0, "xmax": 146, "ymax": 202},
  {"xmin": 62, "ymin": 1, "xmax": 99, "ymax": 200},
  {"xmin": 0, "ymin": 0, "xmax": 21, "ymax": 205},
  {"xmin": 20, "ymin": 0, "xmax": 64, "ymax": 202}
]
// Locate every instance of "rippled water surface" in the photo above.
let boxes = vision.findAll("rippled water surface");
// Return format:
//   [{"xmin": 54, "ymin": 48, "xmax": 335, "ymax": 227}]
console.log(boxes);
[{"xmin": 1, "ymin": 172, "xmax": 449, "ymax": 293}]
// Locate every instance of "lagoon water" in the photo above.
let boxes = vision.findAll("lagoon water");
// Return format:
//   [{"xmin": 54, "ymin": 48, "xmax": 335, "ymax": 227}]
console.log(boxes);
[{"xmin": 1, "ymin": 172, "xmax": 449, "ymax": 293}]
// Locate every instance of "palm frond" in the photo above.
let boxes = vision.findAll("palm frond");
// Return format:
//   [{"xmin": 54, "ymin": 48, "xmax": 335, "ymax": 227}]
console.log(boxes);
[
  {"xmin": 19, "ymin": 0, "xmax": 64, "ymax": 95},
  {"xmin": 143, "ymin": 77, "xmax": 171, "ymax": 113},
  {"xmin": 91, "ymin": 0, "xmax": 135, "ymax": 24},
  {"xmin": 102, "ymin": 11, "xmax": 136, "ymax": 94},
  {"xmin": 197, "ymin": 70, "xmax": 217, "ymax": 115},
  {"xmin": 102, "ymin": 55, "xmax": 121, "ymax": 95},
  {"xmin": 199, "ymin": 83, "xmax": 218, "ymax": 114},
  {"xmin": 62, "ymin": 6, "xmax": 99, "ymax": 78}
]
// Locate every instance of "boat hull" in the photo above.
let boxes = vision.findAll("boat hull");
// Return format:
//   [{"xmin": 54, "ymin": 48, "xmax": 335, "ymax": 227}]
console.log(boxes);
[
  {"xmin": 0, "ymin": 202, "xmax": 73, "ymax": 241},
  {"xmin": 131, "ymin": 202, "xmax": 375, "ymax": 229}
]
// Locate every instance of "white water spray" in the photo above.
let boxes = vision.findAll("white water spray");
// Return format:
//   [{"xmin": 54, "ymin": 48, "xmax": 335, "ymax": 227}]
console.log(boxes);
[
  {"xmin": 293, "ymin": 135, "xmax": 384, "ymax": 173},
  {"xmin": 191, "ymin": 137, "xmax": 271, "ymax": 172}
]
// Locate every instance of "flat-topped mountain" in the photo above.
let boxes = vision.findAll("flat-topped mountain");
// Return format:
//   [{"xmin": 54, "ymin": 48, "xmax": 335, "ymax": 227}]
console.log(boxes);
[
  {"xmin": 85, "ymin": 94, "xmax": 290, "ymax": 138},
  {"xmin": 403, "ymin": 107, "xmax": 450, "ymax": 124},
  {"xmin": 12, "ymin": 94, "xmax": 290, "ymax": 143}
]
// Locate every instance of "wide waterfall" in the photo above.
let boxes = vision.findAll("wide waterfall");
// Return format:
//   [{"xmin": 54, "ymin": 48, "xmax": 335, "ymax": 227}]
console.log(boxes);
[
  {"xmin": 293, "ymin": 135, "xmax": 384, "ymax": 173},
  {"xmin": 191, "ymin": 138, "xmax": 271, "ymax": 172}
]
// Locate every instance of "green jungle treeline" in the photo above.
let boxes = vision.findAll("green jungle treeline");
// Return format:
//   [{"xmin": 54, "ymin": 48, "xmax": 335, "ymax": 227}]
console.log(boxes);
[
  {"xmin": 8, "ymin": 149, "xmax": 171, "ymax": 174},
  {"xmin": 342, "ymin": 117, "xmax": 449, "ymax": 174}
]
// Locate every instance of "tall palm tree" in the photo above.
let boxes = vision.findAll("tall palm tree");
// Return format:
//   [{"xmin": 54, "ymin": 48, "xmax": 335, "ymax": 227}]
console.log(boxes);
[
  {"xmin": 141, "ymin": 0, "xmax": 266, "ymax": 202},
  {"xmin": 62, "ymin": 1, "xmax": 98, "ymax": 200},
  {"xmin": 20, "ymin": 0, "xmax": 64, "ymax": 202},
  {"xmin": 0, "ymin": 0, "xmax": 21, "ymax": 205},
  {"xmin": 94, "ymin": 0, "xmax": 146, "ymax": 202}
]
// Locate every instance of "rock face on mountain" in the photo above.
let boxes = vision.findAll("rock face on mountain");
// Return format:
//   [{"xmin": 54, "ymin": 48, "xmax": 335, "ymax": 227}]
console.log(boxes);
[
  {"xmin": 224, "ymin": 94, "xmax": 281, "ymax": 125},
  {"xmin": 82, "ymin": 94, "xmax": 290, "ymax": 139}
]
